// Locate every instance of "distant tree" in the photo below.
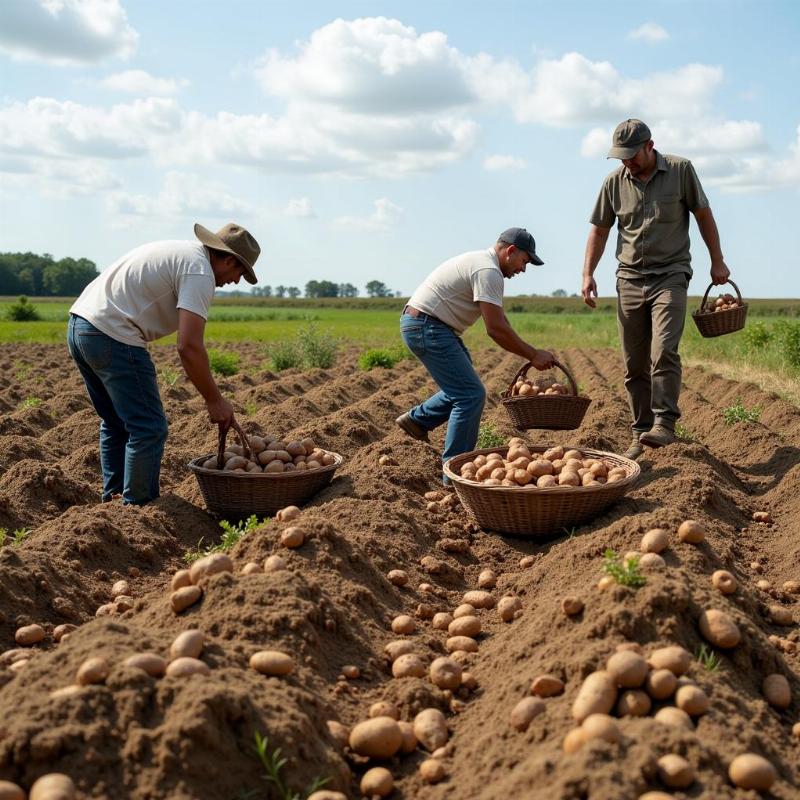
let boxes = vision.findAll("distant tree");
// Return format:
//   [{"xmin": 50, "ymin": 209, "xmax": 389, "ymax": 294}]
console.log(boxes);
[
  {"xmin": 275, "ymin": 285, "xmax": 287, "ymax": 298},
  {"xmin": 338, "ymin": 283, "xmax": 358, "ymax": 297},
  {"xmin": 305, "ymin": 280, "xmax": 338, "ymax": 298},
  {"xmin": 551, "ymin": 289, "xmax": 567, "ymax": 297},
  {"xmin": 262, "ymin": 285, "xmax": 272, "ymax": 297},
  {"xmin": 287, "ymin": 286, "xmax": 301, "ymax": 298},
  {"xmin": 42, "ymin": 257, "xmax": 97, "ymax": 295},
  {"xmin": 365, "ymin": 280, "xmax": 392, "ymax": 297}
]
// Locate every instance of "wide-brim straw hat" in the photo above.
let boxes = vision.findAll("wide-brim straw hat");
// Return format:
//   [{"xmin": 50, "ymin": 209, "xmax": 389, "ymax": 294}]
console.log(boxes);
[{"xmin": 194, "ymin": 222, "xmax": 260, "ymax": 285}]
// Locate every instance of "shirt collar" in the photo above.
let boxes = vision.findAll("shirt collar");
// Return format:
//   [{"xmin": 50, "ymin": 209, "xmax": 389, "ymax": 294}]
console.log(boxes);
[
  {"xmin": 488, "ymin": 247, "xmax": 500, "ymax": 268},
  {"xmin": 623, "ymin": 150, "xmax": 667, "ymax": 181}
]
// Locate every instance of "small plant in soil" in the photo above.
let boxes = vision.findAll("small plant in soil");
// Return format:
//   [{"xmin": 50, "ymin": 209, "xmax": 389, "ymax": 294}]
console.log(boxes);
[
  {"xmin": 244, "ymin": 400, "xmax": 258, "ymax": 416},
  {"xmin": 208, "ymin": 348, "xmax": 241, "ymax": 377},
  {"xmin": 267, "ymin": 340, "xmax": 302, "ymax": 371},
  {"xmin": 722, "ymin": 398, "xmax": 762, "ymax": 426},
  {"xmin": 5, "ymin": 296, "xmax": 40, "ymax": 322},
  {"xmin": 13, "ymin": 360, "xmax": 31, "ymax": 381},
  {"xmin": 253, "ymin": 732, "xmax": 329, "ymax": 800},
  {"xmin": 358, "ymin": 346, "xmax": 406, "ymax": 370},
  {"xmin": 675, "ymin": 423, "xmax": 697, "ymax": 442},
  {"xmin": 20, "ymin": 396, "xmax": 42, "ymax": 409},
  {"xmin": 695, "ymin": 642, "xmax": 723, "ymax": 672},
  {"xmin": 0, "ymin": 529, "xmax": 6, "ymax": 548},
  {"xmin": 297, "ymin": 323, "xmax": 338, "ymax": 369},
  {"xmin": 159, "ymin": 367, "xmax": 180, "ymax": 387},
  {"xmin": 476, "ymin": 423, "xmax": 506, "ymax": 449},
  {"xmin": 602, "ymin": 548, "xmax": 646, "ymax": 588},
  {"xmin": 12, "ymin": 528, "xmax": 31, "ymax": 547},
  {"xmin": 183, "ymin": 515, "xmax": 265, "ymax": 563}
]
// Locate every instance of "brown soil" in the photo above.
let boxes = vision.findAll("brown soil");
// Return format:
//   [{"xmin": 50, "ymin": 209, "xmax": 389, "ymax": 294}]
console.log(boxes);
[{"xmin": 0, "ymin": 342, "xmax": 798, "ymax": 799}]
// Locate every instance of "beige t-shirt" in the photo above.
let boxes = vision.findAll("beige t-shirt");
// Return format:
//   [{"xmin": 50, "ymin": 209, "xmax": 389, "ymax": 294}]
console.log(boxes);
[
  {"xmin": 408, "ymin": 248, "xmax": 504, "ymax": 334},
  {"xmin": 70, "ymin": 241, "xmax": 215, "ymax": 346}
]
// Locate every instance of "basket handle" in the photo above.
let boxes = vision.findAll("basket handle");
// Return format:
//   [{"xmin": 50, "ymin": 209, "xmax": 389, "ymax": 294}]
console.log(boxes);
[
  {"xmin": 216, "ymin": 417, "xmax": 251, "ymax": 469},
  {"xmin": 504, "ymin": 358, "xmax": 579, "ymax": 397},
  {"xmin": 699, "ymin": 279, "xmax": 743, "ymax": 311}
]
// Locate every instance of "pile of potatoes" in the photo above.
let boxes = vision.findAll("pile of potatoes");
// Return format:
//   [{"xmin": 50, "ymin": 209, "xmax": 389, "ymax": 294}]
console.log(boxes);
[
  {"xmin": 458, "ymin": 439, "xmax": 628, "ymax": 488},
  {"xmin": 699, "ymin": 293, "xmax": 742, "ymax": 314},
  {"xmin": 509, "ymin": 374, "xmax": 570, "ymax": 397},
  {"xmin": 201, "ymin": 434, "xmax": 337, "ymax": 474}
]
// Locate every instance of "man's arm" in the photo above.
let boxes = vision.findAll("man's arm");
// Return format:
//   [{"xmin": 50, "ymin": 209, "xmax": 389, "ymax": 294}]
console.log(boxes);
[
  {"xmin": 479, "ymin": 302, "xmax": 555, "ymax": 369},
  {"xmin": 581, "ymin": 224, "xmax": 612, "ymax": 308},
  {"xmin": 177, "ymin": 309, "xmax": 234, "ymax": 426},
  {"xmin": 692, "ymin": 207, "xmax": 730, "ymax": 285}
]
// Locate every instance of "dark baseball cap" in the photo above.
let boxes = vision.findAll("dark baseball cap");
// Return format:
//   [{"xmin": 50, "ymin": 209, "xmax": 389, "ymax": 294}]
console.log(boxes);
[
  {"xmin": 607, "ymin": 118, "xmax": 651, "ymax": 159},
  {"xmin": 498, "ymin": 227, "xmax": 544, "ymax": 265}
]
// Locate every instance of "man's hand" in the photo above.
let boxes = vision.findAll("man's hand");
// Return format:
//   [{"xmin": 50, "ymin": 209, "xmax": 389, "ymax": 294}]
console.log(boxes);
[
  {"xmin": 531, "ymin": 349, "xmax": 556, "ymax": 370},
  {"xmin": 206, "ymin": 397, "xmax": 234, "ymax": 427},
  {"xmin": 710, "ymin": 258, "xmax": 730, "ymax": 286},
  {"xmin": 582, "ymin": 275, "xmax": 598, "ymax": 309}
]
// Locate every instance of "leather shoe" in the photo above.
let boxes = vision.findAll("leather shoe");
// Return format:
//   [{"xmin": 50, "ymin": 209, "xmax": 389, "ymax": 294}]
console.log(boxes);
[
  {"xmin": 639, "ymin": 424, "xmax": 675, "ymax": 448},
  {"xmin": 623, "ymin": 436, "xmax": 644, "ymax": 460},
  {"xmin": 396, "ymin": 412, "xmax": 429, "ymax": 442}
]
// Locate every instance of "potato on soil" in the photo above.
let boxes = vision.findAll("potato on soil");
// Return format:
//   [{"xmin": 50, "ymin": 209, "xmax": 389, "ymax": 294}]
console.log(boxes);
[
  {"xmin": 677, "ymin": 519, "xmax": 705, "ymax": 544},
  {"xmin": 728, "ymin": 754, "xmax": 777, "ymax": 791},
  {"xmin": 360, "ymin": 767, "xmax": 393, "ymax": 797},
  {"xmin": 653, "ymin": 707, "xmax": 693, "ymax": 731},
  {"xmin": 645, "ymin": 669, "xmax": 677, "ymax": 700},
  {"xmin": 561, "ymin": 596, "xmax": 584, "ymax": 616},
  {"xmin": 264, "ymin": 554, "xmax": 287, "ymax": 571},
  {"xmin": 349, "ymin": 717, "xmax": 403, "ymax": 758},
  {"xmin": 498, "ymin": 595, "xmax": 522, "ymax": 622},
  {"xmin": 419, "ymin": 759, "xmax": 446, "ymax": 784},
  {"xmin": 647, "ymin": 646, "xmax": 691, "ymax": 675},
  {"xmin": 606, "ymin": 650, "xmax": 649, "ymax": 688},
  {"xmin": 391, "ymin": 614, "xmax": 415, "ymax": 634},
  {"xmin": 477, "ymin": 569, "xmax": 497, "ymax": 589},
  {"xmin": 384, "ymin": 640, "xmax": 416, "ymax": 661},
  {"xmin": 170, "ymin": 585, "xmax": 202, "ymax": 613},
  {"xmin": 275, "ymin": 505, "xmax": 300, "ymax": 522},
  {"xmin": 675, "ymin": 685, "xmax": 710, "ymax": 716},
  {"xmin": 0, "ymin": 781, "xmax": 25, "ymax": 800},
  {"xmin": 250, "ymin": 650, "xmax": 294, "ymax": 676},
  {"xmin": 762, "ymin": 673, "xmax": 791, "ymax": 709},
  {"xmin": 711, "ymin": 570, "xmax": 737, "ymax": 594},
  {"xmin": 616, "ymin": 690, "xmax": 652, "ymax": 717},
  {"xmin": 531, "ymin": 674, "xmax": 564, "ymax": 697},
  {"xmin": 448, "ymin": 615, "xmax": 481, "ymax": 638},
  {"xmin": 463, "ymin": 590, "xmax": 495, "ymax": 609},
  {"xmin": 562, "ymin": 728, "xmax": 587, "ymax": 754},
  {"xmin": 769, "ymin": 604, "xmax": 794, "ymax": 625},
  {"xmin": 510, "ymin": 697, "xmax": 545, "ymax": 731},
  {"xmin": 369, "ymin": 702, "xmax": 399, "ymax": 720},
  {"xmin": 430, "ymin": 656, "xmax": 462, "ymax": 690},
  {"xmin": 446, "ymin": 636, "xmax": 478, "ymax": 653},
  {"xmin": 581, "ymin": 713, "xmax": 621, "ymax": 744},
  {"xmin": 189, "ymin": 553, "xmax": 233, "ymax": 584},
  {"xmin": 638, "ymin": 552, "xmax": 665, "ymax": 570},
  {"xmin": 657, "ymin": 754, "xmax": 695, "ymax": 789},
  {"xmin": 387, "ymin": 569, "xmax": 408, "ymax": 586},
  {"xmin": 279, "ymin": 527, "xmax": 305, "ymax": 548},
  {"xmin": 392, "ymin": 653, "xmax": 426, "ymax": 678},
  {"xmin": 76, "ymin": 656, "xmax": 110, "ymax": 686},
  {"xmin": 398, "ymin": 720, "xmax": 417, "ymax": 753},
  {"xmin": 699, "ymin": 608, "xmax": 741, "ymax": 648},
  {"xmin": 170, "ymin": 629, "xmax": 205, "ymax": 660},
  {"xmin": 640, "ymin": 528, "xmax": 669, "ymax": 553},
  {"xmin": 572, "ymin": 671, "xmax": 617, "ymax": 722},
  {"xmin": 125, "ymin": 653, "xmax": 167, "ymax": 678},
  {"xmin": 414, "ymin": 708, "xmax": 448, "ymax": 751},
  {"xmin": 432, "ymin": 612, "xmax": 453, "ymax": 630},
  {"xmin": 15, "ymin": 624, "xmax": 45, "ymax": 646},
  {"xmin": 165, "ymin": 657, "xmax": 210, "ymax": 678},
  {"xmin": 29, "ymin": 774, "xmax": 76, "ymax": 800}
]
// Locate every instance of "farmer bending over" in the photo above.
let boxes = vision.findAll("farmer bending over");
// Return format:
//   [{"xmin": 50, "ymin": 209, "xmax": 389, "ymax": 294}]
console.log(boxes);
[
  {"xmin": 397, "ymin": 227, "xmax": 556, "ymax": 482},
  {"xmin": 68, "ymin": 223, "xmax": 260, "ymax": 505}
]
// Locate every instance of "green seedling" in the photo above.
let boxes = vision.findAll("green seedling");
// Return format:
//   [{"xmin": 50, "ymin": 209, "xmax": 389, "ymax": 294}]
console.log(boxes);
[
  {"xmin": 722, "ymin": 398, "xmax": 762, "ymax": 426},
  {"xmin": 357, "ymin": 346, "xmax": 406, "ymax": 370},
  {"xmin": 208, "ymin": 348, "xmax": 241, "ymax": 376},
  {"xmin": 476, "ymin": 423, "xmax": 506, "ymax": 449},
  {"xmin": 183, "ymin": 515, "xmax": 265, "ymax": 563},
  {"xmin": 602, "ymin": 548, "xmax": 646, "ymax": 588},
  {"xmin": 159, "ymin": 367, "xmax": 180, "ymax": 387},
  {"xmin": 695, "ymin": 642, "xmax": 722, "ymax": 672},
  {"xmin": 20, "ymin": 396, "xmax": 42, "ymax": 409},
  {"xmin": 254, "ymin": 732, "xmax": 329, "ymax": 800},
  {"xmin": 674, "ymin": 423, "xmax": 697, "ymax": 443}
]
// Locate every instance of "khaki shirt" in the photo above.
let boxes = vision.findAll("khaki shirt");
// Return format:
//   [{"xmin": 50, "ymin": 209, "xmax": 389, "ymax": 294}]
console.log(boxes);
[{"xmin": 590, "ymin": 152, "xmax": 709, "ymax": 278}]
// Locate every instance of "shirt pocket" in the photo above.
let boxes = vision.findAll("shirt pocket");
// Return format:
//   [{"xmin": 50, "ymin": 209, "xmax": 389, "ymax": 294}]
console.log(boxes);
[{"xmin": 653, "ymin": 195, "xmax": 683, "ymax": 223}]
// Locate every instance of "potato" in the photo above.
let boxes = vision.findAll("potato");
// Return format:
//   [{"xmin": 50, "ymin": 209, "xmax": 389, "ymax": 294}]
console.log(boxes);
[
  {"xmin": 581, "ymin": 713, "xmax": 621, "ymax": 744},
  {"xmin": 53, "ymin": 624, "xmax": 76, "ymax": 643},
  {"xmin": 648, "ymin": 646, "xmax": 691, "ymax": 675},
  {"xmin": 531, "ymin": 674, "xmax": 564, "ymax": 697},
  {"xmin": 398, "ymin": 720, "xmax": 417, "ymax": 753},
  {"xmin": 699, "ymin": 609, "xmax": 741, "ymax": 648},
  {"xmin": 560, "ymin": 596, "xmax": 584, "ymax": 617},
  {"xmin": 224, "ymin": 455, "xmax": 248, "ymax": 471},
  {"xmin": 414, "ymin": 708, "xmax": 448, "ymax": 751},
  {"xmin": 280, "ymin": 527, "xmax": 305, "ymax": 548},
  {"xmin": 675, "ymin": 685, "xmax": 710, "ymax": 716},
  {"xmin": 769, "ymin": 604, "xmax": 794, "ymax": 625},
  {"xmin": 527, "ymin": 460, "xmax": 554, "ymax": 478},
  {"xmin": 275, "ymin": 505, "xmax": 301, "ymax": 522},
  {"xmin": 392, "ymin": 653, "xmax": 426, "ymax": 678},
  {"xmin": 640, "ymin": 528, "xmax": 669, "ymax": 553},
  {"xmin": 189, "ymin": 553, "xmax": 233, "ymax": 585},
  {"xmin": 432, "ymin": 612, "xmax": 453, "ymax": 631},
  {"xmin": 711, "ymin": 570, "xmax": 737, "ymax": 594},
  {"xmin": 202, "ymin": 457, "xmax": 218, "ymax": 470},
  {"xmin": 638, "ymin": 552, "xmax": 666, "ymax": 570},
  {"xmin": 263, "ymin": 460, "xmax": 284, "ymax": 473},
  {"xmin": 419, "ymin": 759, "xmax": 446, "ymax": 784},
  {"xmin": 429, "ymin": 657, "xmax": 462, "ymax": 690},
  {"xmin": 326, "ymin": 720, "xmax": 350, "ymax": 749},
  {"xmin": 498, "ymin": 596, "xmax": 522, "ymax": 622},
  {"xmin": 387, "ymin": 569, "xmax": 408, "ymax": 586},
  {"xmin": 29, "ymin": 774, "xmax": 76, "ymax": 800},
  {"xmin": 250, "ymin": 650, "xmax": 294, "ymax": 676},
  {"xmin": 360, "ymin": 767, "xmax": 393, "ymax": 798},
  {"xmin": 125, "ymin": 653, "xmax": 167, "ymax": 678},
  {"xmin": 762, "ymin": 673, "xmax": 791, "ymax": 709},
  {"xmin": 446, "ymin": 636, "xmax": 478, "ymax": 653},
  {"xmin": 606, "ymin": 650, "xmax": 649, "ymax": 688},
  {"xmin": 264, "ymin": 554, "xmax": 287, "ymax": 572},
  {"xmin": 170, "ymin": 629, "xmax": 204, "ymax": 660},
  {"xmin": 15, "ymin": 624, "xmax": 45, "ymax": 646},
  {"xmin": 165, "ymin": 657, "xmax": 210, "ymax": 677},
  {"xmin": 616, "ymin": 689, "xmax": 651, "ymax": 717},
  {"xmin": 728, "ymin": 754, "xmax": 777, "ymax": 791},
  {"xmin": 384, "ymin": 640, "xmax": 416, "ymax": 662},
  {"xmin": 111, "ymin": 579, "xmax": 130, "ymax": 598},
  {"xmin": 677, "ymin": 519, "xmax": 705, "ymax": 544},
  {"xmin": 171, "ymin": 569, "xmax": 192, "ymax": 591},
  {"xmin": 657, "ymin": 754, "xmax": 695, "ymax": 789},
  {"xmin": 453, "ymin": 603, "xmax": 476, "ymax": 618},
  {"xmin": 241, "ymin": 562, "xmax": 261, "ymax": 575},
  {"xmin": 391, "ymin": 614, "xmax": 415, "ymax": 635},
  {"xmin": 307, "ymin": 792, "xmax": 347, "ymax": 800},
  {"xmin": 170, "ymin": 585, "xmax": 202, "ymax": 613},
  {"xmin": 645, "ymin": 668, "xmax": 677, "ymax": 700},
  {"xmin": 558, "ymin": 471, "xmax": 580, "ymax": 487},
  {"xmin": 653, "ymin": 707, "xmax": 693, "ymax": 731},
  {"xmin": 0, "ymin": 781, "xmax": 25, "ymax": 800},
  {"xmin": 510, "ymin": 697, "xmax": 545, "ymax": 731},
  {"xmin": 369, "ymin": 702, "xmax": 399, "ymax": 720},
  {"xmin": 572, "ymin": 671, "xmax": 617, "ymax": 722},
  {"xmin": 448, "ymin": 616, "xmax": 481, "ymax": 638},
  {"xmin": 76, "ymin": 656, "xmax": 110, "ymax": 686},
  {"xmin": 349, "ymin": 717, "xmax": 402, "ymax": 758},
  {"xmin": 562, "ymin": 728, "xmax": 586, "ymax": 754},
  {"xmin": 257, "ymin": 450, "xmax": 277, "ymax": 465},
  {"xmin": 463, "ymin": 590, "xmax": 495, "ymax": 609}
]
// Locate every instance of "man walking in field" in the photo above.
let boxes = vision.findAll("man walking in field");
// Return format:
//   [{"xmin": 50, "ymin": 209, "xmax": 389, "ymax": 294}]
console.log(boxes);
[
  {"xmin": 68, "ymin": 222, "xmax": 260, "ymax": 505},
  {"xmin": 581, "ymin": 119, "xmax": 731, "ymax": 459},
  {"xmin": 397, "ymin": 227, "xmax": 556, "ymax": 481}
]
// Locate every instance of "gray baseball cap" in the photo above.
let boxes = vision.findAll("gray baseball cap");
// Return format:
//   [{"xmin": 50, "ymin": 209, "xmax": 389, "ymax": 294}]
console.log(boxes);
[
  {"xmin": 498, "ymin": 227, "xmax": 544, "ymax": 265},
  {"xmin": 607, "ymin": 119, "xmax": 651, "ymax": 159}
]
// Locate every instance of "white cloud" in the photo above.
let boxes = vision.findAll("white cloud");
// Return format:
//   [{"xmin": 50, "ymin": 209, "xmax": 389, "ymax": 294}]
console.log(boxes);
[
  {"xmin": 285, "ymin": 197, "xmax": 316, "ymax": 217},
  {"xmin": 333, "ymin": 198, "xmax": 403, "ymax": 231},
  {"xmin": 483, "ymin": 154, "xmax": 527, "ymax": 171},
  {"xmin": 0, "ymin": 153, "xmax": 121, "ymax": 197},
  {"xmin": 99, "ymin": 69, "xmax": 188, "ymax": 96},
  {"xmin": 628, "ymin": 23, "xmax": 670, "ymax": 43},
  {"xmin": 0, "ymin": 0, "xmax": 137, "ymax": 65}
]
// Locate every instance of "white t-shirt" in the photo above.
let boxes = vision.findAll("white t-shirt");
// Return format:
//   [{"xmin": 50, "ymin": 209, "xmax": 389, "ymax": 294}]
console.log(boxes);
[
  {"xmin": 407, "ymin": 248, "xmax": 505, "ymax": 334},
  {"xmin": 70, "ymin": 241, "xmax": 216, "ymax": 346}
]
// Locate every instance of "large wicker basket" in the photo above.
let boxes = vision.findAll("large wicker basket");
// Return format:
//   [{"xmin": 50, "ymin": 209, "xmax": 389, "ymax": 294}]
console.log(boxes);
[
  {"xmin": 444, "ymin": 446, "xmax": 640, "ymax": 538},
  {"xmin": 189, "ymin": 420, "xmax": 342, "ymax": 519},
  {"xmin": 692, "ymin": 279, "xmax": 748, "ymax": 338},
  {"xmin": 500, "ymin": 359, "xmax": 591, "ymax": 430}
]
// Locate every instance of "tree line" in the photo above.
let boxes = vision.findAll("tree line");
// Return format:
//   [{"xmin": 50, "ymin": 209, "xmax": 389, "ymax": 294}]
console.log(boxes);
[
  {"xmin": 0, "ymin": 252, "xmax": 98, "ymax": 296},
  {"xmin": 251, "ymin": 280, "xmax": 400, "ymax": 298}
]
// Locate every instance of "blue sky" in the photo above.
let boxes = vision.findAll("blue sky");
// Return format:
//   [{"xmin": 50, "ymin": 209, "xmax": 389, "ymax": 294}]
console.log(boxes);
[{"xmin": 0, "ymin": 0, "xmax": 798, "ymax": 297}]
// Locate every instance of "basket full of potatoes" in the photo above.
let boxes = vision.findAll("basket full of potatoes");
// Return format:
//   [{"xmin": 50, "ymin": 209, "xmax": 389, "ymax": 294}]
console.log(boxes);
[
  {"xmin": 692, "ymin": 279, "xmax": 748, "ymax": 338},
  {"xmin": 501, "ymin": 359, "xmax": 591, "ymax": 430},
  {"xmin": 188, "ymin": 419, "xmax": 342, "ymax": 518},
  {"xmin": 443, "ymin": 437, "xmax": 639, "ymax": 537}
]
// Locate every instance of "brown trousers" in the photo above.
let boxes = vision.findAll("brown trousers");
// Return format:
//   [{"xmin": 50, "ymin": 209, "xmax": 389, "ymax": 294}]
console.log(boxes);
[{"xmin": 616, "ymin": 271, "xmax": 688, "ymax": 434}]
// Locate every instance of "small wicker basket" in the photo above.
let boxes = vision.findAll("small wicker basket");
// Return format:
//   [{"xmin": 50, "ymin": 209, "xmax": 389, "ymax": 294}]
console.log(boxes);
[
  {"xmin": 189, "ymin": 420, "xmax": 342, "ymax": 519},
  {"xmin": 692, "ymin": 279, "xmax": 748, "ymax": 338},
  {"xmin": 500, "ymin": 359, "xmax": 591, "ymax": 430},
  {"xmin": 444, "ymin": 445, "xmax": 639, "ymax": 538}
]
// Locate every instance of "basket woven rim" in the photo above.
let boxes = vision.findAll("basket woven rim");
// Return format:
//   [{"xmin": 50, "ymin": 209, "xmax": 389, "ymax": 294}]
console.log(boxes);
[
  {"xmin": 443, "ymin": 445, "xmax": 640, "ymax": 493},
  {"xmin": 500, "ymin": 394, "xmax": 591, "ymax": 406},
  {"xmin": 188, "ymin": 451, "xmax": 343, "ymax": 479},
  {"xmin": 691, "ymin": 302, "xmax": 748, "ymax": 319}
]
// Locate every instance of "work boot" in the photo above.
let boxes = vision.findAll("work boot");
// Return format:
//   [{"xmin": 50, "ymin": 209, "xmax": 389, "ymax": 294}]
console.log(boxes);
[
  {"xmin": 396, "ymin": 412, "xmax": 429, "ymax": 442},
  {"xmin": 639, "ymin": 424, "xmax": 676, "ymax": 448},
  {"xmin": 623, "ymin": 435, "xmax": 644, "ymax": 460}
]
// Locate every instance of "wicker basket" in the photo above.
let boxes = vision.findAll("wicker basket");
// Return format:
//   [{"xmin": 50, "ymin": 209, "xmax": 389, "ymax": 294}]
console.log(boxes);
[
  {"xmin": 500, "ymin": 359, "xmax": 591, "ymax": 430},
  {"xmin": 692, "ymin": 279, "xmax": 748, "ymax": 338},
  {"xmin": 444, "ymin": 445, "xmax": 640, "ymax": 538},
  {"xmin": 188, "ymin": 419, "xmax": 342, "ymax": 519}
]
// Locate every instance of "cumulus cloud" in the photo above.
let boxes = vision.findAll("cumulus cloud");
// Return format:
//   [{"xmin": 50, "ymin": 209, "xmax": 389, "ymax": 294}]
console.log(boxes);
[
  {"xmin": 285, "ymin": 197, "xmax": 316, "ymax": 217},
  {"xmin": 0, "ymin": 153, "xmax": 121, "ymax": 197},
  {"xmin": 333, "ymin": 198, "xmax": 403, "ymax": 230},
  {"xmin": 483, "ymin": 154, "xmax": 527, "ymax": 171},
  {"xmin": 0, "ymin": 0, "xmax": 138, "ymax": 65},
  {"xmin": 99, "ymin": 69, "xmax": 188, "ymax": 96},
  {"xmin": 628, "ymin": 23, "xmax": 670, "ymax": 43}
]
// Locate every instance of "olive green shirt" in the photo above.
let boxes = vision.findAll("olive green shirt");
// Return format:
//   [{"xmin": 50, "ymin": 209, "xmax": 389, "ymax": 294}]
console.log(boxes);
[{"xmin": 590, "ymin": 151, "xmax": 709, "ymax": 278}]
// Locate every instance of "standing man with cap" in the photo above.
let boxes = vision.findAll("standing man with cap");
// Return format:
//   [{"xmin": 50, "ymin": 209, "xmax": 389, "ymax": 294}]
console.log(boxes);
[
  {"xmin": 397, "ymin": 227, "xmax": 555, "ymax": 481},
  {"xmin": 68, "ymin": 222, "xmax": 261, "ymax": 505},
  {"xmin": 581, "ymin": 119, "xmax": 730, "ymax": 459}
]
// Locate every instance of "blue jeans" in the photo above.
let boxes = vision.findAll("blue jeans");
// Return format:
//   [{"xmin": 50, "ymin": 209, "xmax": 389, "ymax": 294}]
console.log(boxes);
[
  {"xmin": 400, "ymin": 313, "xmax": 486, "ymax": 481},
  {"xmin": 67, "ymin": 314, "xmax": 168, "ymax": 505}
]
